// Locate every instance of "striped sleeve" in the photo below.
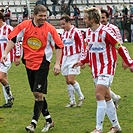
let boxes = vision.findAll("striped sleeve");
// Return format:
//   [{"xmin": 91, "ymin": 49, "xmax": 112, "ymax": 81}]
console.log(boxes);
[{"xmin": 105, "ymin": 28, "xmax": 133, "ymax": 67}]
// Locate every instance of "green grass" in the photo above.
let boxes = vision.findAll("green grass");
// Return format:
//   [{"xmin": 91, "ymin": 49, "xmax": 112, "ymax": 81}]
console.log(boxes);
[{"xmin": 0, "ymin": 43, "xmax": 133, "ymax": 133}]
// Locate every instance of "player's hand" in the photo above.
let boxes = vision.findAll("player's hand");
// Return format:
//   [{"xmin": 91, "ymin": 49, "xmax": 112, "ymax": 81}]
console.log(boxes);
[
  {"xmin": 53, "ymin": 64, "xmax": 61, "ymax": 76},
  {"xmin": 14, "ymin": 57, "xmax": 21, "ymax": 66},
  {"xmin": 122, "ymin": 59, "xmax": 128, "ymax": 70},
  {"xmin": 129, "ymin": 65, "xmax": 133, "ymax": 72},
  {"xmin": 0, "ymin": 55, "xmax": 7, "ymax": 65},
  {"xmin": 72, "ymin": 61, "xmax": 83, "ymax": 68},
  {"xmin": 81, "ymin": 64, "xmax": 86, "ymax": 69}
]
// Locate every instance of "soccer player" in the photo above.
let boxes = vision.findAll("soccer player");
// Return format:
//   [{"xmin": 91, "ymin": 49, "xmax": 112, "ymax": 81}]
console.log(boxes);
[
  {"xmin": 0, "ymin": 11, "xmax": 21, "ymax": 108},
  {"xmin": 59, "ymin": 15, "xmax": 86, "ymax": 107},
  {"xmin": 100, "ymin": 9, "xmax": 122, "ymax": 109},
  {"xmin": 73, "ymin": 7, "xmax": 133, "ymax": 133},
  {"xmin": 1, "ymin": 5, "xmax": 64, "ymax": 133}
]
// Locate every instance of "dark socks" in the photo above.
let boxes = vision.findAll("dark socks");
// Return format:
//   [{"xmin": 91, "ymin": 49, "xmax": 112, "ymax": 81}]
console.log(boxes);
[
  {"xmin": 5, "ymin": 85, "xmax": 11, "ymax": 97},
  {"xmin": 31, "ymin": 100, "xmax": 44, "ymax": 128},
  {"xmin": 42, "ymin": 97, "xmax": 52, "ymax": 123}
]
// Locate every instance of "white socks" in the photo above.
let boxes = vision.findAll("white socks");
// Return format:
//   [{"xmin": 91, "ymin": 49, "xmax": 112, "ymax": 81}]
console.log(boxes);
[
  {"xmin": 110, "ymin": 89, "xmax": 118, "ymax": 101},
  {"xmin": 106, "ymin": 99, "xmax": 121, "ymax": 129},
  {"xmin": 96, "ymin": 99, "xmax": 121, "ymax": 130},
  {"xmin": 72, "ymin": 81, "xmax": 84, "ymax": 99},
  {"xmin": 96, "ymin": 100, "xmax": 106, "ymax": 130},
  {"xmin": 67, "ymin": 84, "xmax": 75, "ymax": 103}
]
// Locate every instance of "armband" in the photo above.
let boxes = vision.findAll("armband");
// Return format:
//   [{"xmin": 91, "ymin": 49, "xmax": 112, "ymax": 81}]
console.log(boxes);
[{"xmin": 115, "ymin": 42, "xmax": 121, "ymax": 49}]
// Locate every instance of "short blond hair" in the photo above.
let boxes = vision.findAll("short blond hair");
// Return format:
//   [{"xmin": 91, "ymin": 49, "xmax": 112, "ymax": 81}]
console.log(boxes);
[{"xmin": 83, "ymin": 7, "xmax": 101, "ymax": 24}]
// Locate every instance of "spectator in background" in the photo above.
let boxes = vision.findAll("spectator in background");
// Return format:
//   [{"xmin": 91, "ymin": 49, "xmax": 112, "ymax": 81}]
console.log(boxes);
[
  {"xmin": 60, "ymin": 3, "xmax": 67, "ymax": 16},
  {"xmin": 61, "ymin": 0, "xmax": 65, "ymax": 4},
  {"xmin": 68, "ymin": 0, "xmax": 74, "ymax": 5},
  {"xmin": 129, "ymin": 5, "xmax": 133, "ymax": 18},
  {"xmin": 36, "ymin": 0, "xmax": 47, "ymax": 6},
  {"xmin": 107, "ymin": 5, "xmax": 112, "ymax": 23},
  {"xmin": 51, "ymin": 0, "xmax": 59, "ymax": 16},
  {"xmin": 122, "ymin": 4, "xmax": 128, "ymax": 22},
  {"xmin": 42, "ymin": 0, "xmax": 47, "ymax": 6},
  {"xmin": 117, "ymin": 17, "xmax": 124, "ymax": 42},
  {"xmin": 86, "ymin": 0, "xmax": 89, "ymax": 6},
  {"xmin": 112, "ymin": 5, "xmax": 118, "ymax": 25},
  {"xmin": 46, "ymin": 6, "xmax": 52, "ymax": 23},
  {"xmin": 64, "ymin": 5, "xmax": 71, "ymax": 16},
  {"xmin": 73, "ymin": 5, "xmax": 80, "ymax": 28},
  {"xmin": 23, "ymin": 5, "xmax": 28, "ymax": 21},
  {"xmin": 4, "ymin": 6, "xmax": 11, "ymax": 25}
]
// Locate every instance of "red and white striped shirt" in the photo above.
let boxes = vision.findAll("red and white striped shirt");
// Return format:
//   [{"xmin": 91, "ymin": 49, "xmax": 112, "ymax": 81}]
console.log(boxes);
[
  {"xmin": 82, "ymin": 24, "xmax": 133, "ymax": 78},
  {"xmin": 61, "ymin": 26, "xmax": 86, "ymax": 59},
  {"xmin": 106, "ymin": 23, "xmax": 123, "ymax": 44},
  {"xmin": 0, "ymin": 23, "xmax": 20, "ymax": 62}
]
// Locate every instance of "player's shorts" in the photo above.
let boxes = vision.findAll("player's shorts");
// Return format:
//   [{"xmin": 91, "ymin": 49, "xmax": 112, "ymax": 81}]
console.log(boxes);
[
  {"xmin": 93, "ymin": 74, "xmax": 114, "ymax": 88},
  {"xmin": 61, "ymin": 53, "xmax": 80, "ymax": 76},
  {"xmin": 0, "ymin": 60, "xmax": 11, "ymax": 74},
  {"xmin": 26, "ymin": 60, "xmax": 50, "ymax": 94}
]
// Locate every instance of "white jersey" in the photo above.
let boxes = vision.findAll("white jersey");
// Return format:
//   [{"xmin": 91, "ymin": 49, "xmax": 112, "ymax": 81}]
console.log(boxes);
[
  {"xmin": 106, "ymin": 23, "xmax": 123, "ymax": 44},
  {"xmin": 61, "ymin": 26, "xmax": 86, "ymax": 58},
  {"xmin": 84, "ymin": 24, "xmax": 133, "ymax": 78},
  {"xmin": 0, "ymin": 23, "xmax": 21, "ymax": 62}
]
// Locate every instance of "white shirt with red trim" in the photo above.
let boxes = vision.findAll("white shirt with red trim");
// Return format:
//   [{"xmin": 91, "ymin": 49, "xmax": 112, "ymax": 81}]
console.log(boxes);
[
  {"xmin": 61, "ymin": 26, "xmax": 86, "ymax": 59},
  {"xmin": 85, "ymin": 24, "xmax": 133, "ymax": 78},
  {"xmin": 0, "ymin": 23, "xmax": 20, "ymax": 62},
  {"xmin": 106, "ymin": 23, "xmax": 123, "ymax": 44}
]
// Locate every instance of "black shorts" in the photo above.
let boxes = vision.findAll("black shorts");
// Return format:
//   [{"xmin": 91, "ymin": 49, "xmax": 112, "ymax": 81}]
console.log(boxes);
[{"xmin": 26, "ymin": 59, "xmax": 50, "ymax": 94}]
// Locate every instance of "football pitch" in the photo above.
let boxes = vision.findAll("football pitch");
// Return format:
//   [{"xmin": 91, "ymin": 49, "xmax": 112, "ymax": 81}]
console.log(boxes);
[{"xmin": 0, "ymin": 43, "xmax": 133, "ymax": 133}]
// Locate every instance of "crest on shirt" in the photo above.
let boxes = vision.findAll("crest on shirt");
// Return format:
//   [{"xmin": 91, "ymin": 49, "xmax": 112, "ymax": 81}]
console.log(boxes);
[{"xmin": 27, "ymin": 37, "xmax": 42, "ymax": 50}]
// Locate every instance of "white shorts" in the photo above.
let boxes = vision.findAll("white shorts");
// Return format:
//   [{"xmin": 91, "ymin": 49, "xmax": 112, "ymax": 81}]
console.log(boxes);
[
  {"xmin": 0, "ymin": 60, "xmax": 11, "ymax": 74},
  {"xmin": 93, "ymin": 74, "xmax": 114, "ymax": 88},
  {"xmin": 61, "ymin": 53, "xmax": 80, "ymax": 76}
]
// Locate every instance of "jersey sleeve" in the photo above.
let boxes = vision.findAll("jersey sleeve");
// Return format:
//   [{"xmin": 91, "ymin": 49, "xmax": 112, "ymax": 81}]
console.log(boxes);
[
  {"xmin": 51, "ymin": 27, "xmax": 64, "ymax": 49},
  {"xmin": 106, "ymin": 28, "xmax": 133, "ymax": 67},
  {"xmin": 14, "ymin": 42, "xmax": 21, "ymax": 58},
  {"xmin": 8, "ymin": 21, "xmax": 26, "ymax": 41}
]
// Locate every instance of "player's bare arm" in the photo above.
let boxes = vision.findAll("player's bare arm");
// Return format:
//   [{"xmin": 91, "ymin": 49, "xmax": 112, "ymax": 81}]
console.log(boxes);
[{"xmin": 53, "ymin": 49, "xmax": 62, "ymax": 76}]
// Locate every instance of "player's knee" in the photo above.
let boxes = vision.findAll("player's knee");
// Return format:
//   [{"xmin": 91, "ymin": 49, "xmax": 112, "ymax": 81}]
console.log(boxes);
[
  {"xmin": 95, "ymin": 93, "xmax": 104, "ymax": 100},
  {"xmin": 34, "ymin": 92, "xmax": 44, "ymax": 101}
]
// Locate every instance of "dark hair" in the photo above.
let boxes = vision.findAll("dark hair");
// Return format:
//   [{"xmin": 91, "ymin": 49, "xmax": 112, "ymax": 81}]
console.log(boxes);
[
  {"xmin": 1, "ymin": 8, "xmax": 4, "ymax": 13},
  {"xmin": 59, "ymin": 15, "xmax": 71, "ymax": 22},
  {"xmin": 34, "ymin": 4, "xmax": 47, "ymax": 15},
  {"xmin": 101, "ymin": 9, "xmax": 109, "ymax": 18},
  {"xmin": 0, "ymin": 11, "xmax": 5, "ymax": 21}
]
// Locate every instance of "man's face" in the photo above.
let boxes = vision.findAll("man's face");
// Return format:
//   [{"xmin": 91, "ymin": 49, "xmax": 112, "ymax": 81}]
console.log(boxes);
[
  {"xmin": 34, "ymin": 11, "xmax": 47, "ymax": 26},
  {"xmin": 100, "ymin": 13, "xmax": 108, "ymax": 25},
  {"xmin": 83, "ymin": 13, "xmax": 92, "ymax": 28},
  {"xmin": 59, "ymin": 19, "xmax": 70, "ymax": 31}
]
